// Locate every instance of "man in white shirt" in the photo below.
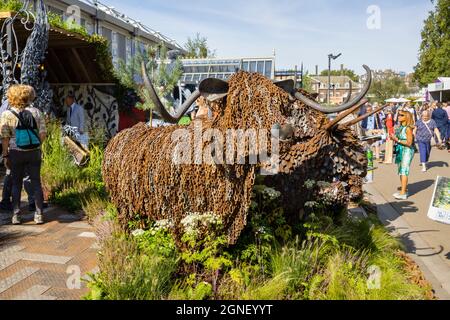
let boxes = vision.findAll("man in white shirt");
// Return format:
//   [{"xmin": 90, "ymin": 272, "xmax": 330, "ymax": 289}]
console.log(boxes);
[{"xmin": 65, "ymin": 94, "xmax": 88, "ymax": 147}]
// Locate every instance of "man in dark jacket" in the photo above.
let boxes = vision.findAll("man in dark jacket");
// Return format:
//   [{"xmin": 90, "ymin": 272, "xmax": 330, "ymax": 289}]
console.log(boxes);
[{"xmin": 432, "ymin": 103, "xmax": 448, "ymax": 144}]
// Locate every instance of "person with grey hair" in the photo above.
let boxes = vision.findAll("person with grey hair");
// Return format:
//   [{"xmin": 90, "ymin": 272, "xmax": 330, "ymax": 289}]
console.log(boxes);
[{"xmin": 414, "ymin": 110, "xmax": 442, "ymax": 172}]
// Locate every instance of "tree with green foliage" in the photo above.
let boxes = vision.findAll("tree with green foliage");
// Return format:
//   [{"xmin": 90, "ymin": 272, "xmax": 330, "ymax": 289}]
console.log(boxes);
[
  {"xmin": 301, "ymin": 72, "xmax": 314, "ymax": 92},
  {"xmin": 115, "ymin": 44, "xmax": 183, "ymax": 121},
  {"xmin": 184, "ymin": 33, "xmax": 215, "ymax": 59},
  {"xmin": 0, "ymin": 0, "xmax": 22, "ymax": 11},
  {"xmin": 320, "ymin": 68, "xmax": 359, "ymax": 82},
  {"xmin": 368, "ymin": 76, "xmax": 413, "ymax": 103},
  {"xmin": 414, "ymin": 0, "xmax": 450, "ymax": 86}
]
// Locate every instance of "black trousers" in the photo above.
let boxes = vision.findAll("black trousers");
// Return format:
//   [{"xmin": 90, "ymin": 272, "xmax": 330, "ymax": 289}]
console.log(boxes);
[{"xmin": 9, "ymin": 149, "xmax": 44, "ymax": 215}]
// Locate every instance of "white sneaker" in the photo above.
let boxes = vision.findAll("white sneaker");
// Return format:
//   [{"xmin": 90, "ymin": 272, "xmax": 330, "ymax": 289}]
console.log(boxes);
[
  {"xmin": 393, "ymin": 192, "xmax": 408, "ymax": 200},
  {"xmin": 12, "ymin": 214, "xmax": 21, "ymax": 225},
  {"xmin": 422, "ymin": 164, "xmax": 427, "ymax": 172},
  {"xmin": 34, "ymin": 213, "xmax": 44, "ymax": 225}
]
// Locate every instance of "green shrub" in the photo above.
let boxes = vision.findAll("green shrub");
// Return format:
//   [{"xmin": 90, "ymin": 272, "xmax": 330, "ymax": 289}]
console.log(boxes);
[
  {"xmin": 86, "ymin": 231, "xmax": 178, "ymax": 300},
  {"xmin": 328, "ymin": 216, "xmax": 403, "ymax": 254},
  {"xmin": 169, "ymin": 279, "xmax": 213, "ymax": 300},
  {"xmin": 81, "ymin": 145, "xmax": 104, "ymax": 183},
  {"xmin": 84, "ymin": 181, "xmax": 432, "ymax": 301},
  {"xmin": 306, "ymin": 246, "xmax": 429, "ymax": 300},
  {"xmin": 134, "ymin": 223, "xmax": 177, "ymax": 258},
  {"xmin": 51, "ymin": 180, "xmax": 106, "ymax": 213},
  {"xmin": 41, "ymin": 121, "xmax": 80, "ymax": 193},
  {"xmin": 0, "ymin": 0, "xmax": 22, "ymax": 11},
  {"xmin": 302, "ymin": 217, "xmax": 430, "ymax": 300},
  {"xmin": 242, "ymin": 275, "xmax": 289, "ymax": 300},
  {"xmin": 42, "ymin": 122, "xmax": 106, "ymax": 212},
  {"xmin": 47, "ymin": 11, "xmax": 89, "ymax": 38},
  {"xmin": 270, "ymin": 238, "xmax": 325, "ymax": 299},
  {"xmin": 82, "ymin": 197, "xmax": 112, "ymax": 222}
]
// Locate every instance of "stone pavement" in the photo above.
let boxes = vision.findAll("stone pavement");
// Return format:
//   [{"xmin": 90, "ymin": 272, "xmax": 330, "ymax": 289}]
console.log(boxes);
[
  {"xmin": 365, "ymin": 147, "xmax": 450, "ymax": 300},
  {"xmin": 0, "ymin": 206, "xmax": 98, "ymax": 300}
]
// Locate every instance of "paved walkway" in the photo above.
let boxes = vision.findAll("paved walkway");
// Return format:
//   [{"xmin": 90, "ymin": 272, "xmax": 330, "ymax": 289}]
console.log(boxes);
[
  {"xmin": 365, "ymin": 147, "xmax": 450, "ymax": 299},
  {"xmin": 0, "ymin": 206, "xmax": 98, "ymax": 300}
]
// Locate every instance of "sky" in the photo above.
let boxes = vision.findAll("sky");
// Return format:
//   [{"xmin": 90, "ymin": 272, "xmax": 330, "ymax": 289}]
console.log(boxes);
[{"xmin": 103, "ymin": 0, "xmax": 434, "ymax": 75}]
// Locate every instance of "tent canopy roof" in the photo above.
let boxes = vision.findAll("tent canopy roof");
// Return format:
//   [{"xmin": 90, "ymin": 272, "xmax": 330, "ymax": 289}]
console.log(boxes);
[{"xmin": 1, "ymin": 11, "xmax": 116, "ymax": 85}]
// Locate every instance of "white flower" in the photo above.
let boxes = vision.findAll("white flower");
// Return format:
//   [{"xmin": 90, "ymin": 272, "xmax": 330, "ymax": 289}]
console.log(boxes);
[
  {"xmin": 153, "ymin": 219, "xmax": 174, "ymax": 231},
  {"xmin": 181, "ymin": 212, "xmax": 222, "ymax": 236},
  {"xmin": 131, "ymin": 229, "xmax": 145, "ymax": 237},
  {"xmin": 262, "ymin": 187, "xmax": 281, "ymax": 200}
]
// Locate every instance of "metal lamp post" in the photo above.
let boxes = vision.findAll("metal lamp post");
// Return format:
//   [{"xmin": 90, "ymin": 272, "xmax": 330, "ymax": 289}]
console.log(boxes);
[{"xmin": 327, "ymin": 53, "xmax": 342, "ymax": 104}]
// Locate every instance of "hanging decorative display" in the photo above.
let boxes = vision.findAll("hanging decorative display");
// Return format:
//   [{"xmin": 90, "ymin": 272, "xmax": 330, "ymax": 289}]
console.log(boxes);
[{"xmin": 0, "ymin": 0, "xmax": 52, "ymax": 113}]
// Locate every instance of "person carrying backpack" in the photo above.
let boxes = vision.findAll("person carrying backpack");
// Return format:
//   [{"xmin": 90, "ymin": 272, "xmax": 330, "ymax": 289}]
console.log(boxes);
[
  {"xmin": 0, "ymin": 99, "xmax": 41, "ymax": 212},
  {"xmin": 0, "ymin": 85, "xmax": 47, "ymax": 225}
]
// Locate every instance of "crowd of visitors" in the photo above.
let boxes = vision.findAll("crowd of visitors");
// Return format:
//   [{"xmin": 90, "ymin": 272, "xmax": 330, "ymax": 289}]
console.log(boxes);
[{"xmin": 355, "ymin": 99, "xmax": 450, "ymax": 201}]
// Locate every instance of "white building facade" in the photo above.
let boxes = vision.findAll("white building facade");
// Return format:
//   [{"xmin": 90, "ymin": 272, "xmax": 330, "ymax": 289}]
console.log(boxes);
[{"xmin": 42, "ymin": 0, "xmax": 183, "ymax": 67}]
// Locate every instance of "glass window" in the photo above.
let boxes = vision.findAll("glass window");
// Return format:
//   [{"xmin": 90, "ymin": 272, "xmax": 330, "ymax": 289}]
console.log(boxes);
[
  {"xmin": 101, "ymin": 27, "xmax": 113, "ymax": 53},
  {"xmin": 265, "ymin": 61, "xmax": 273, "ymax": 78},
  {"xmin": 193, "ymin": 74, "xmax": 201, "ymax": 82},
  {"xmin": 257, "ymin": 61, "xmax": 264, "ymax": 74},
  {"xmin": 223, "ymin": 65, "xmax": 231, "ymax": 72},
  {"xmin": 209, "ymin": 65, "xmax": 220, "ymax": 73},
  {"xmin": 47, "ymin": 6, "xmax": 64, "ymax": 18},
  {"xmin": 242, "ymin": 61, "xmax": 249, "ymax": 71},
  {"xmin": 116, "ymin": 33, "xmax": 126, "ymax": 61},
  {"xmin": 137, "ymin": 41, "xmax": 146, "ymax": 54},
  {"xmin": 250, "ymin": 61, "xmax": 257, "ymax": 72},
  {"xmin": 199, "ymin": 66, "xmax": 209, "ymax": 73}
]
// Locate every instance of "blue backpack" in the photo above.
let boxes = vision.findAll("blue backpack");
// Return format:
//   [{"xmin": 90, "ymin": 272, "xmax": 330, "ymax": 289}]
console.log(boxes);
[{"xmin": 11, "ymin": 110, "xmax": 41, "ymax": 150}]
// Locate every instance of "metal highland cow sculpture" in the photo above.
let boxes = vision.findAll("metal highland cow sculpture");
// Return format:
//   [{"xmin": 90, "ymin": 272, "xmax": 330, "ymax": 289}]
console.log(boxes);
[{"xmin": 103, "ymin": 62, "xmax": 380, "ymax": 245}]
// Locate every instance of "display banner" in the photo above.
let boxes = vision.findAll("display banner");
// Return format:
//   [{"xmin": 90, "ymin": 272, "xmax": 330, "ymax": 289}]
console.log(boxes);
[{"xmin": 428, "ymin": 176, "xmax": 450, "ymax": 225}]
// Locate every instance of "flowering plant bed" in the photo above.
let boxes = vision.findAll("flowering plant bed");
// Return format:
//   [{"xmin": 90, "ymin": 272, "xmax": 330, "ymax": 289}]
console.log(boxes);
[{"xmin": 83, "ymin": 184, "xmax": 434, "ymax": 300}]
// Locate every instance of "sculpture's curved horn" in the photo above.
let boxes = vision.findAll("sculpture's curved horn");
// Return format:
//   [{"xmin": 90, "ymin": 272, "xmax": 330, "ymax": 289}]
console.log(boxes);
[
  {"xmin": 325, "ymin": 98, "xmax": 368, "ymax": 131},
  {"xmin": 344, "ymin": 103, "xmax": 388, "ymax": 127},
  {"xmin": 343, "ymin": 81, "xmax": 353, "ymax": 104},
  {"xmin": 198, "ymin": 78, "xmax": 229, "ymax": 102},
  {"xmin": 273, "ymin": 79, "xmax": 295, "ymax": 94},
  {"xmin": 141, "ymin": 62, "xmax": 200, "ymax": 124},
  {"xmin": 295, "ymin": 65, "xmax": 372, "ymax": 114}
]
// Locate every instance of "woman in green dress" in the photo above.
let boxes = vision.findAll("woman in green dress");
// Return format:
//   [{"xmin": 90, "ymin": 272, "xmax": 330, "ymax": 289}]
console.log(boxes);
[{"xmin": 390, "ymin": 110, "xmax": 415, "ymax": 200}]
